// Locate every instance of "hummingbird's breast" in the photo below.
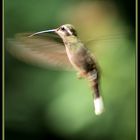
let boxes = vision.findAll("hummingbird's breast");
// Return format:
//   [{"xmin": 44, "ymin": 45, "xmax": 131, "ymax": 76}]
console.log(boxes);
[
  {"xmin": 65, "ymin": 42, "xmax": 96, "ymax": 73},
  {"xmin": 65, "ymin": 46, "xmax": 79, "ymax": 69}
]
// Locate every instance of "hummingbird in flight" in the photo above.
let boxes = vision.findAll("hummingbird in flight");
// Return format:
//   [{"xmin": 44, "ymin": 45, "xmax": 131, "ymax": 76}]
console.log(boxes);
[{"xmin": 7, "ymin": 24, "xmax": 105, "ymax": 115}]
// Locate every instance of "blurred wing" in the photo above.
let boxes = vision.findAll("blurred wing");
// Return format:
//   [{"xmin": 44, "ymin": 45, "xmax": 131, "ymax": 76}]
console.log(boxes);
[
  {"xmin": 6, "ymin": 33, "xmax": 73, "ymax": 70},
  {"xmin": 83, "ymin": 32, "xmax": 131, "ymax": 76},
  {"xmin": 85, "ymin": 32, "xmax": 131, "ymax": 48}
]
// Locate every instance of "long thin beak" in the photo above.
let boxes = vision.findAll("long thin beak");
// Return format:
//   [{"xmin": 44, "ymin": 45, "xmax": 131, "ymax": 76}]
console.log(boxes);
[{"xmin": 29, "ymin": 29, "xmax": 56, "ymax": 37}]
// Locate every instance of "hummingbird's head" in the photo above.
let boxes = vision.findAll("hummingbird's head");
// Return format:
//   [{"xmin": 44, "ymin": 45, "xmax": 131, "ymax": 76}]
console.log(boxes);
[
  {"xmin": 56, "ymin": 24, "xmax": 77, "ymax": 38},
  {"xmin": 29, "ymin": 24, "xmax": 78, "ymax": 42}
]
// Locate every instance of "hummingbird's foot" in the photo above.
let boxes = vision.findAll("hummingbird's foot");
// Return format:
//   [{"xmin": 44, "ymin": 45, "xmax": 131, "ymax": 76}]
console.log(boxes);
[{"xmin": 77, "ymin": 72, "xmax": 86, "ymax": 79}]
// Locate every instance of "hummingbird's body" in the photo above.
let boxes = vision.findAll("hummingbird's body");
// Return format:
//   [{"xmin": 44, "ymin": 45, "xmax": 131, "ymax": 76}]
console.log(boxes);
[
  {"xmin": 65, "ymin": 38, "xmax": 97, "ymax": 79},
  {"xmin": 65, "ymin": 40, "xmax": 88, "ymax": 72},
  {"xmin": 53, "ymin": 24, "xmax": 104, "ymax": 115},
  {"xmin": 65, "ymin": 39, "xmax": 100, "ymax": 96}
]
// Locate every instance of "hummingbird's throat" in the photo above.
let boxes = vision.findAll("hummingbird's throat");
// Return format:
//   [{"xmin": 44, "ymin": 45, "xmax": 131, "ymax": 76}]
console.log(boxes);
[{"xmin": 62, "ymin": 36, "xmax": 79, "ymax": 44}]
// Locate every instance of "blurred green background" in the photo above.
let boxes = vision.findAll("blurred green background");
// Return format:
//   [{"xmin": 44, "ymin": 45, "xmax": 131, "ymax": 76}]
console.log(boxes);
[{"xmin": 5, "ymin": 0, "xmax": 136, "ymax": 140}]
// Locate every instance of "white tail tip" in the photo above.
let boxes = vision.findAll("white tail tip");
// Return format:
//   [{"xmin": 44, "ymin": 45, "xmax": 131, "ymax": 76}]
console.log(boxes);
[{"xmin": 94, "ymin": 97, "xmax": 104, "ymax": 115}]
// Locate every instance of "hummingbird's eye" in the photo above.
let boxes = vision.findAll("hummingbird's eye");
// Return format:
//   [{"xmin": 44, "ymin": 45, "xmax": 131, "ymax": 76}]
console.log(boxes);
[{"xmin": 61, "ymin": 27, "xmax": 65, "ymax": 31}]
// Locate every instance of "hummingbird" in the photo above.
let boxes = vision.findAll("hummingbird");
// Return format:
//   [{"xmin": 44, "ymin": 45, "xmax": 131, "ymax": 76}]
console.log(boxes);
[{"xmin": 7, "ymin": 24, "xmax": 105, "ymax": 115}]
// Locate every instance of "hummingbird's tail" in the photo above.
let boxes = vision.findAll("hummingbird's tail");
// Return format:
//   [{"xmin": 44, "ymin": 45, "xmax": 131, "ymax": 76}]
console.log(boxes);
[{"xmin": 87, "ymin": 70, "xmax": 104, "ymax": 115}]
